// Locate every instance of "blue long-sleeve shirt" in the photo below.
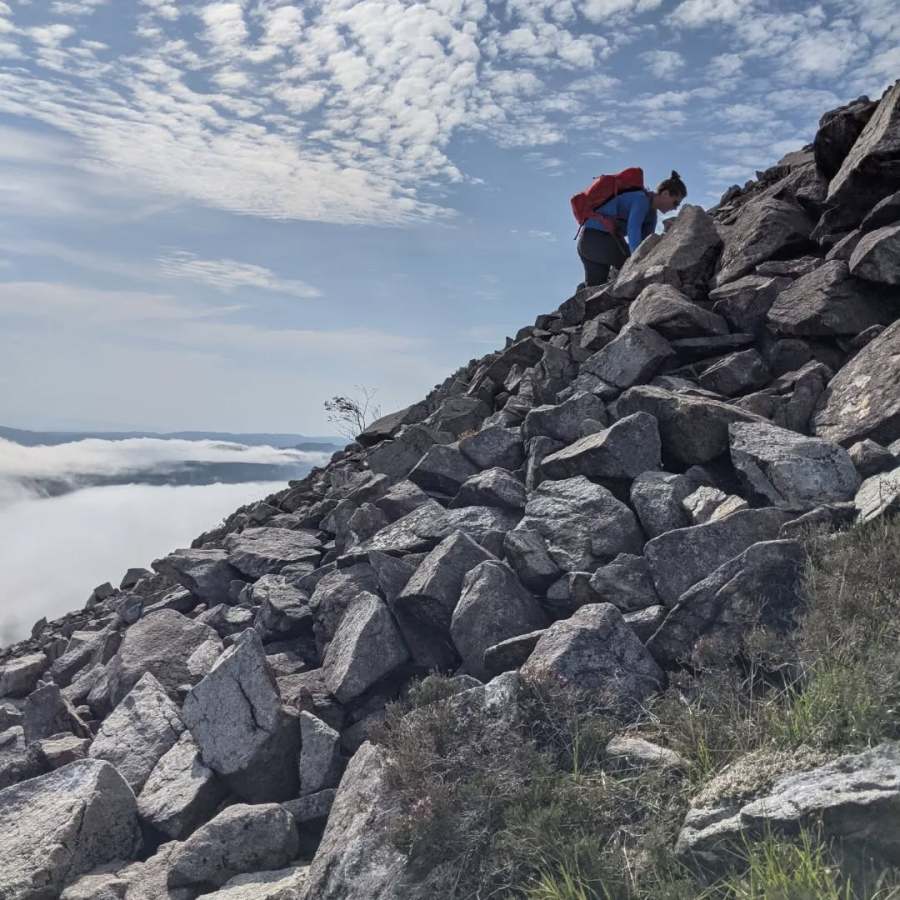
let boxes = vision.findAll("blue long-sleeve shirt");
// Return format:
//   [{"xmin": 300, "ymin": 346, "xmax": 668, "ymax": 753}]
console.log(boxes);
[{"xmin": 584, "ymin": 190, "xmax": 657, "ymax": 254}]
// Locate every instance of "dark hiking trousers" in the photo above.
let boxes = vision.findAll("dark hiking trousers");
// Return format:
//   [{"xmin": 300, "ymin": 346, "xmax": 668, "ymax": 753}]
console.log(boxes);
[{"xmin": 577, "ymin": 228, "xmax": 628, "ymax": 286}]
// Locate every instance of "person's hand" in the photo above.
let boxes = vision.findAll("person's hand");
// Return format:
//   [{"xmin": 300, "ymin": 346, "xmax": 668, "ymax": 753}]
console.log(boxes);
[{"xmin": 663, "ymin": 218, "xmax": 675, "ymax": 232}]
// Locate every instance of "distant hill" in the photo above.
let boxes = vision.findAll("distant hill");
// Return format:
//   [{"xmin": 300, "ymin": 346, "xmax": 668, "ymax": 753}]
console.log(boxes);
[{"xmin": 0, "ymin": 425, "xmax": 342, "ymax": 450}]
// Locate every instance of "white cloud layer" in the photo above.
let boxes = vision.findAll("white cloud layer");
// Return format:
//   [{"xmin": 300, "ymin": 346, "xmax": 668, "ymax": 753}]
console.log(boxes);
[{"xmin": 0, "ymin": 480, "xmax": 284, "ymax": 644}]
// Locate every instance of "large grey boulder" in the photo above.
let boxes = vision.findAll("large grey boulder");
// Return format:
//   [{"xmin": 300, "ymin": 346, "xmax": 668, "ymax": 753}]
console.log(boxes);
[
  {"xmin": 709, "ymin": 274, "xmax": 789, "ymax": 334},
  {"xmin": 820, "ymin": 80, "xmax": 900, "ymax": 235},
  {"xmin": 647, "ymin": 540, "xmax": 805, "ymax": 667},
  {"xmin": 516, "ymin": 476, "xmax": 644, "ymax": 572},
  {"xmin": 677, "ymin": 742, "xmax": 900, "ymax": 870},
  {"xmin": 0, "ymin": 759, "xmax": 140, "ymax": 900},
  {"xmin": 628, "ymin": 283, "xmax": 728, "ymax": 339},
  {"xmin": 849, "ymin": 439, "xmax": 897, "ymax": 478},
  {"xmin": 309, "ymin": 562, "xmax": 381, "ymax": 656},
  {"xmin": 299, "ymin": 711, "xmax": 341, "ymax": 796},
  {"xmin": 644, "ymin": 508, "xmax": 791, "ymax": 606},
  {"xmin": 167, "ymin": 803, "xmax": 299, "ymax": 890},
  {"xmin": 195, "ymin": 866, "xmax": 310, "ymax": 899},
  {"xmin": 394, "ymin": 531, "xmax": 495, "ymax": 669},
  {"xmin": 450, "ymin": 560, "xmax": 546, "ymax": 679},
  {"xmin": 361, "ymin": 500, "xmax": 450, "ymax": 555},
  {"xmin": 252, "ymin": 576, "xmax": 313, "ymax": 642},
  {"xmin": 182, "ymin": 629, "xmax": 300, "ymax": 802},
  {"xmin": 322, "ymin": 592, "xmax": 409, "ymax": 703},
  {"xmin": 736, "ymin": 359, "xmax": 832, "ymax": 436},
  {"xmin": 729, "ymin": 421, "xmax": 859, "ymax": 506},
  {"xmin": 357, "ymin": 401, "xmax": 430, "ymax": 447},
  {"xmin": 22, "ymin": 684, "xmax": 90, "ymax": 744},
  {"xmin": 365, "ymin": 424, "xmax": 440, "ymax": 483},
  {"xmin": 612, "ymin": 386, "xmax": 765, "ymax": 465},
  {"xmin": 699, "ymin": 349, "xmax": 771, "ymax": 397},
  {"xmin": 106, "ymin": 609, "xmax": 223, "ymax": 706},
  {"xmin": 855, "ymin": 467, "xmax": 900, "ymax": 523},
  {"xmin": 813, "ymin": 94, "xmax": 877, "ymax": 179},
  {"xmin": 137, "ymin": 732, "xmax": 227, "ymax": 840},
  {"xmin": 373, "ymin": 479, "xmax": 430, "ymax": 521},
  {"xmin": 848, "ymin": 222, "xmax": 900, "ymax": 285},
  {"xmin": 503, "ymin": 529, "xmax": 561, "ymax": 593},
  {"xmin": 612, "ymin": 205, "xmax": 722, "ymax": 301},
  {"xmin": 89, "ymin": 672, "xmax": 185, "ymax": 792},
  {"xmin": 630, "ymin": 471, "xmax": 694, "ymax": 538},
  {"xmin": 458, "ymin": 425, "xmax": 525, "ymax": 470},
  {"xmin": 520, "ymin": 604, "xmax": 663, "ymax": 713},
  {"xmin": 224, "ymin": 528, "xmax": 321, "ymax": 579},
  {"xmin": 300, "ymin": 742, "xmax": 408, "ymax": 900},
  {"xmin": 408, "ymin": 444, "xmax": 479, "ymax": 496},
  {"xmin": 589, "ymin": 554, "xmax": 660, "ymax": 612},
  {"xmin": 581, "ymin": 323, "xmax": 674, "ymax": 389},
  {"xmin": 152, "ymin": 549, "xmax": 243, "ymax": 606},
  {"xmin": 813, "ymin": 319, "xmax": 900, "ymax": 447},
  {"xmin": 0, "ymin": 652, "xmax": 48, "ymax": 698},
  {"xmin": 540, "ymin": 412, "xmax": 661, "ymax": 482},
  {"xmin": 450, "ymin": 467, "xmax": 527, "ymax": 510},
  {"xmin": 715, "ymin": 196, "xmax": 813, "ymax": 286},
  {"xmin": 522, "ymin": 393, "xmax": 607, "ymax": 444},
  {"xmin": 767, "ymin": 260, "xmax": 893, "ymax": 337}
]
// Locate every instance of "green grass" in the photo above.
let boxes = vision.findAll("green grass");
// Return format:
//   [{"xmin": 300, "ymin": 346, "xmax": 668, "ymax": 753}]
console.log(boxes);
[{"xmin": 371, "ymin": 516, "xmax": 900, "ymax": 899}]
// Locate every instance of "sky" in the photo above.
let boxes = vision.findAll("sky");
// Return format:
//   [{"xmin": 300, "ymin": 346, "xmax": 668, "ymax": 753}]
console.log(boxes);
[{"xmin": 0, "ymin": 0, "xmax": 897, "ymax": 434}]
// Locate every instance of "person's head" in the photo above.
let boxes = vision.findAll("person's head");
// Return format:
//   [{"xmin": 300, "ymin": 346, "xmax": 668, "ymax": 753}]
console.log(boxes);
[{"xmin": 653, "ymin": 170, "xmax": 687, "ymax": 213}]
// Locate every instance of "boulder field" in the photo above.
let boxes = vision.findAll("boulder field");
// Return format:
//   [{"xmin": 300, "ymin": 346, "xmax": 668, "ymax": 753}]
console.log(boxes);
[{"xmin": 2, "ymin": 81, "xmax": 900, "ymax": 899}]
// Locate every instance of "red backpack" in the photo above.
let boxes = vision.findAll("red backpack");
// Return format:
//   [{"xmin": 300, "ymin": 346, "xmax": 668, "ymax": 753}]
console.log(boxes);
[{"xmin": 570, "ymin": 167, "xmax": 645, "ymax": 231}]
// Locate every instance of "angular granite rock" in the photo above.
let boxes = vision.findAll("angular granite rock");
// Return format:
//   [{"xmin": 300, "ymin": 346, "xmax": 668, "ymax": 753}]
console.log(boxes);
[
  {"xmin": 581, "ymin": 323, "xmax": 674, "ymax": 389},
  {"xmin": 152, "ymin": 549, "xmax": 243, "ymax": 606},
  {"xmin": 814, "ymin": 318, "xmax": 900, "ymax": 448},
  {"xmin": 182, "ymin": 629, "xmax": 300, "ymax": 802},
  {"xmin": 729, "ymin": 421, "xmax": 859, "ymax": 506},
  {"xmin": 450, "ymin": 560, "xmax": 546, "ymax": 680},
  {"xmin": 644, "ymin": 508, "xmax": 791, "ymax": 606},
  {"xmin": 0, "ymin": 759, "xmax": 140, "ymax": 900},
  {"xmin": 520, "ymin": 604, "xmax": 663, "ymax": 713},
  {"xmin": 89, "ymin": 672, "xmax": 185, "ymax": 792},
  {"xmin": 516, "ymin": 476, "xmax": 644, "ymax": 572},
  {"xmin": 628, "ymin": 283, "xmax": 728, "ymax": 339},
  {"xmin": 848, "ymin": 222, "xmax": 900, "ymax": 285},
  {"xmin": 224, "ymin": 527, "xmax": 321, "ymax": 579}
]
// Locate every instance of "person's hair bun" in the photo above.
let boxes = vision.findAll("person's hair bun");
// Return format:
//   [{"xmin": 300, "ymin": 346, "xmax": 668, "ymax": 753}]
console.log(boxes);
[{"xmin": 671, "ymin": 170, "xmax": 680, "ymax": 179}]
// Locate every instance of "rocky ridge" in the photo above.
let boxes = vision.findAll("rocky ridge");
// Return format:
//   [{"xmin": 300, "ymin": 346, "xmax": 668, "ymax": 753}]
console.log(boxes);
[{"xmin": 2, "ymin": 81, "xmax": 900, "ymax": 899}]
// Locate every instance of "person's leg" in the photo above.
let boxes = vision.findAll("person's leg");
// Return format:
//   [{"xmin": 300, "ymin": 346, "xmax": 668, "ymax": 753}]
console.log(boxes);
[
  {"xmin": 578, "ymin": 253, "xmax": 611, "ymax": 286},
  {"xmin": 576, "ymin": 229, "xmax": 626, "ymax": 286}
]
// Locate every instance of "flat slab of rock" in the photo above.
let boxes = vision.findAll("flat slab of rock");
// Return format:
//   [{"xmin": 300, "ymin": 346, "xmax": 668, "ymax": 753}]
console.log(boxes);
[
  {"xmin": 849, "ymin": 222, "xmax": 900, "ymax": 285},
  {"xmin": 483, "ymin": 630, "xmax": 546, "ymax": 678},
  {"xmin": 182, "ymin": 629, "xmax": 300, "ymax": 802},
  {"xmin": 360, "ymin": 500, "xmax": 451, "ymax": 555},
  {"xmin": 516, "ymin": 475, "xmax": 644, "ymax": 572},
  {"xmin": 677, "ymin": 741, "xmax": 900, "ymax": 869},
  {"xmin": 224, "ymin": 527, "xmax": 321, "ymax": 579},
  {"xmin": 813, "ymin": 318, "xmax": 900, "ymax": 447},
  {"xmin": 520, "ymin": 604, "xmax": 663, "ymax": 713},
  {"xmin": 408, "ymin": 444, "xmax": 479, "ymax": 496},
  {"xmin": 730, "ymin": 421, "xmax": 860, "ymax": 506},
  {"xmin": 137, "ymin": 732, "xmax": 227, "ymax": 840},
  {"xmin": 644, "ymin": 508, "xmax": 791, "ymax": 606},
  {"xmin": 168, "ymin": 803, "xmax": 299, "ymax": 890},
  {"xmin": 0, "ymin": 759, "xmax": 140, "ymax": 900},
  {"xmin": 855, "ymin": 467, "xmax": 900, "ymax": 523},
  {"xmin": 89, "ymin": 672, "xmax": 185, "ymax": 793},
  {"xmin": 195, "ymin": 866, "xmax": 309, "ymax": 900}
]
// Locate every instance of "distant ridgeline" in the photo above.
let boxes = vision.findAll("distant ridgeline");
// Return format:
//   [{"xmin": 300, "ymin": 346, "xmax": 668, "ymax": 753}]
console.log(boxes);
[
  {"xmin": 1, "ymin": 83, "xmax": 900, "ymax": 900},
  {"xmin": 0, "ymin": 425, "xmax": 341, "ymax": 449}
]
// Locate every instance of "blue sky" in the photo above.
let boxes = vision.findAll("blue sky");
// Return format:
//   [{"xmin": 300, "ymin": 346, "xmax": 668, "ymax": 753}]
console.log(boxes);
[{"xmin": 0, "ymin": 0, "xmax": 897, "ymax": 433}]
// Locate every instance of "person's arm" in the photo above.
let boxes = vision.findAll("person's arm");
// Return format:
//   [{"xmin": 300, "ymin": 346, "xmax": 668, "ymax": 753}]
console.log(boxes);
[{"xmin": 625, "ymin": 192, "xmax": 650, "ymax": 253}]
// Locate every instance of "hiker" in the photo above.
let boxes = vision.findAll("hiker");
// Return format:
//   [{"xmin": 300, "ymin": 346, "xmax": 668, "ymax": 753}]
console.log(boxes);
[{"xmin": 575, "ymin": 170, "xmax": 687, "ymax": 287}]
